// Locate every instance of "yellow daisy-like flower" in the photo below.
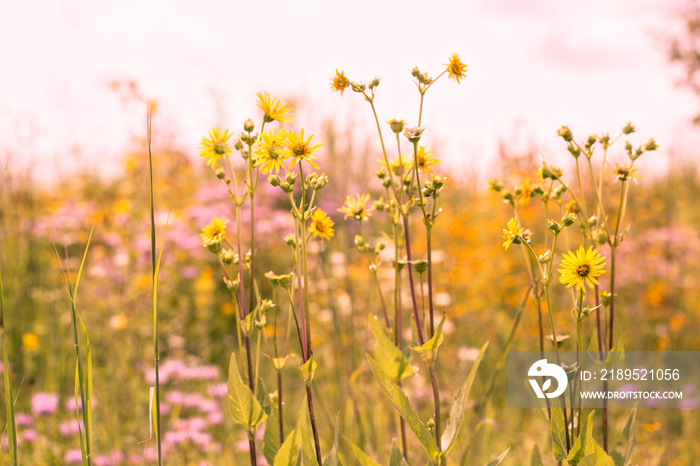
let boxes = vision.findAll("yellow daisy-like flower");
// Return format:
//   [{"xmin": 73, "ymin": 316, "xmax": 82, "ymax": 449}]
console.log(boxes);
[
  {"xmin": 330, "ymin": 70, "xmax": 350, "ymax": 96},
  {"xmin": 308, "ymin": 210, "xmax": 335, "ymax": 240},
  {"xmin": 256, "ymin": 92, "xmax": 293, "ymax": 124},
  {"xmin": 415, "ymin": 146, "xmax": 440, "ymax": 173},
  {"xmin": 200, "ymin": 217, "xmax": 228, "ymax": 247},
  {"xmin": 445, "ymin": 53, "xmax": 467, "ymax": 84},
  {"xmin": 517, "ymin": 178, "xmax": 533, "ymax": 205},
  {"xmin": 199, "ymin": 127, "xmax": 233, "ymax": 168},
  {"xmin": 253, "ymin": 129, "xmax": 288, "ymax": 174},
  {"xmin": 501, "ymin": 218, "xmax": 525, "ymax": 250},
  {"xmin": 502, "ymin": 218, "xmax": 524, "ymax": 250},
  {"xmin": 558, "ymin": 246, "xmax": 606, "ymax": 292},
  {"xmin": 612, "ymin": 164, "xmax": 643, "ymax": 183},
  {"xmin": 379, "ymin": 154, "xmax": 412, "ymax": 176},
  {"xmin": 338, "ymin": 193, "xmax": 373, "ymax": 221},
  {"xmin": 284, "ymin": 129, "xmax": 324, "ymax": 170}
]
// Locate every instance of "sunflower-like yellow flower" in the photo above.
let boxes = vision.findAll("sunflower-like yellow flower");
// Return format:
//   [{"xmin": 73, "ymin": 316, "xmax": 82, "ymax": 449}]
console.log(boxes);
[
  {"xmin": 308, "ymin": 210, "xmax": 334, "ymax": 240},
  {"xmin": 253, "ymin": 129, "xmax": 288, "ymax": 174},
  {"xmin": 256, "ymin": 92, "xmax": 293, "ymax": 124},
  {"xmin": 338, "ymin": 193, "xmax": 373, "ymax": 221},
  {"xmin": 379, "ymin": 154, "xmax": 412, "ymax": 176},
  {"xmin": 284, "ymin": 129, "xmax": 324, "ymax": 170},
  {"xmin": 330, "ymin": 70, "xmax": 350, "ymax": 96},
  {"xmin": 558, "ymin": 246, "xmax": 606, "ymax": 292},
  {"xmin": 199, "ymin": 127, "xmax": 233, "ymax": 168},
  {"xmin": 517, "ymin": 178, "xmax": 533, "ymax": 205},
  {"xmin": 613, "ymin": 164, "xmax": 643, "ymax": 183},
  {"xmin": 201, "ymin": 217, "xmax": 228, "ymax": 247},
  {"xmin": 502, "ymin": 218, "xmax": 524, "ymax": 250},
  {"xmin": 416, "ymin": 146, "xmax": 440, "ymax": 173},
  {"xmin": 445, "ymin": 53, "xmax": 467, "ymax": 84}
]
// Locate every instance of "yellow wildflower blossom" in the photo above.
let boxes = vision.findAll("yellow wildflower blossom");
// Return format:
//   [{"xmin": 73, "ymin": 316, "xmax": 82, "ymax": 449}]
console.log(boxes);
[
  {"xmin": 445, "ymin": 53, "xmax": 467, "ymax": 84},
  {"xmin": 284, "ymin": 129, "xmax": 324, "ymax": 170},
  {"xmin": 199, "ymin": 127, "xmax": 233, "ymax": 168},
  {"xmin": 330, "ymin": 70, "xmax": 350, "ymax": 96},
  {"xmin": 257, "ymin": 92, "xmax": 292, "ymax": 124},
  {"xmin": 415, "ymin": 146, "xmax": 440, "ymax": 173},
  {"xmin": 308, "ymin": 210, "xmax": 335, "ymax": 240},
  {"xmin": 502, "ymin": 218, "xmax": 524, "ymax": 250},
  {"xmin": 200, "ymin": 217, "xmax": 228, "ymax": 247},
  {"xmin": 338, "ymin": 193, "xmax": 373, "ymax": 221},
  {"xmin": 253, "ymin": 129, "xmax": 288, "ymax": 174},
  {"xmin": 558, "ymin": 246, "xmax": 606, "ymax": 292}
]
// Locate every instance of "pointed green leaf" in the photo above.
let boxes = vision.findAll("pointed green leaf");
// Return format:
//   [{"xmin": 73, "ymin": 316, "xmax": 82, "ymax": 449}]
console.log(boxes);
[
  {"xmin": 567, "ymin": 410, "xmax": 595, "ymax": 464},
  {"xmin": 263, "ymin": 406, "xmax": 281, "ymax": 465},
  {"xmin": 580, "ymin": 439, "xmax": 615, "ymax": 466},
  {"xmin": 2, "ymin": 334, "xmax": 18, "ymax": 466},
  {"xmin": 412, "ymin": 313, "xmax": 445, "ymax": 365},
  {"xmin": 228, "ymin": 353, "xmax": 267, "ymax": 430},
  {"xmin": 389, "ymin": 439, "xmax": 408, "ymax": 466},
  {"xmin": 550, "ymin": 400, "xmax": 567, "ymax": 462},
  {"xmin": 592, "ymin": 337, "xmax": 625, "ymax": 371},
  {"xmin": 274, "ymin": 426, "xmax": 302, "ymax": 466},
  {"xmin": 441, "ymin": 341, "xmax": 488, "ymax": 454},
  {"xmin": 366, "ymin": 354, "xmax": 440, "ymax": 459},
  {"xmin": 300, "ymin": 426, "xmax": 317, "ymax": 466},
  {"xmin": 530, "ymin": 444, "xmax": 543, "ymax": 466},
  {"xmin": 622, "ymin": 405, "xmax": 637, "ymax": 466},
  {"xmin": 257, "ymin": 377, "xmax": 271, "ymax": 415},
  {"xmin": 149, "ymin": 387, "xmax": 158, "ymax": 441},
  {"xmin": 323, "ymin": 413, "xmax": 343, "ymax": 466},
  {"xmin": 369, "ymin": 315, "xmax": 414, "ymax": 383},
  {"xmin": 344, "ymin": 437, "xmax": 382, "ymax": 466},
  {"xmin": 300, "ymin": 355, "xmax": 318, "ymax": 386},
  {"xmin": 485, "ymin": 447, "xmax": 510, "ymax": 466}
]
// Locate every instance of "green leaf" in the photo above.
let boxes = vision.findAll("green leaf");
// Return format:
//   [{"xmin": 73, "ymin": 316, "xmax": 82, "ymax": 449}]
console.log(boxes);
[
  {"xmin": 530, "ymin": 444, "xmax": 543, "ymax": 466},
  {"xmin": 366, "ymin": 354, "xmax": 440, "ymax": 459},
  {"xmin": 368, "ymin": 315, "xmax": 414, "ymax": 383},
  {"xmin": 550, "ymin": 400, "xmax": 567, "ymax": 462},
  {"xmin": 567, "ymin": 410, "xmax": 595, "ymax": 464},
  {"xmin": 344, "ymin": 437, "xmax": 382, "ymax": 466},
  {"xmin": 441, "ymin": 341, "xmax": 488, "ymax": 454},
  {"xmin": 257, "ymin": 377, "xmax": 271, "ymax": 415},
  {"xmin": 591, "ymin": 337, "xmax": 625, "ymax": 371},
  {"xmin": 228, "ymin": 353, "xmax": 267, "ymax": 431},
  {"xmin": 300, "ymin": 355, "xmax": 318, "ymax": 386},
  {"xmin": 300, "ymin": 426, "xmax": 317, "ymax": 466},
  {"xmin": 1, "ymin": 334, "xmax": 18, "ymax": 466},
  {"xmin": 485, "ymin": 447, "xmax": 510, "ymax": 466},
  {"xmin": 274, "ymin": 426, "xmax": 302, "ymax": 466},
  {"xmin": 323, "ymin": 413, "xmax": 343, "ymax": 466},
  {"xmin": 412, "ymin": 313, "xmax": 445, "ymax": 365},
  {"xmin": 580, "ymin": 439, "xmax": 615, "ymax": 466},
  {"xmin": 622, "ymin": 405, "xmax": 637, "ymax": 466},
  {"xmin": 263, "ymin": 406, "xmax": 281, "ymax": 465},
  {"xmin": 389, "ymin": 439, "xmax": 408, "ymax": 466}
]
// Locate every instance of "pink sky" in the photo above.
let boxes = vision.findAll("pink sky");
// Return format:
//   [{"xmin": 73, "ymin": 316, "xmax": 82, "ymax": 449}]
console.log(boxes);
[{"xmin": 1, "ymin": 0, "xmax": 697, "ymax": 182}]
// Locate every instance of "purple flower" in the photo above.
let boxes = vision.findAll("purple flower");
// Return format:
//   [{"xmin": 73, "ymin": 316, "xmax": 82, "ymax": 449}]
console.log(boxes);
[
  {"xmin": 14, "ymin": 413, "xmax": 33, "ymax": 427},
  {"xmin": 64, "ymin": 449, "xmax": 84, "ymax": 464},
  {"xmin": 31, "ymin": 392, "xmax": 59, "ymax": 415},
  {"xmin": 21, "ymin": 429, "xmax": 38, "ymax": 442}
]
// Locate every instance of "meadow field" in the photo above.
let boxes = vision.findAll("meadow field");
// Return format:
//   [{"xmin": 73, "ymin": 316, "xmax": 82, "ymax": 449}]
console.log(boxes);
[{"xmin": 1, "ymin": 57, "xmax": 700, "ymax": 466}]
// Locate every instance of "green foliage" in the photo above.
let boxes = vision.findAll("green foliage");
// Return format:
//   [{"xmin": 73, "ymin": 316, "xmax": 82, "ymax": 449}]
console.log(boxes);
[
  {"xmin": 368, "ymin": 315, "xmax": 414, "ymax": 383},
  {"xmin": 412, "ymin": 313, "xmax": 446, "ymax": 365},
  {"xmin": 567, "ymin": 411, "xmax": 595, "ymax": 465},
  {"xmin": 550, "ymin": 400, "xmax": 568, "ymax": 462},
  {"xmin": 366, "ymin": 354, "xmax": 440, "ymax": 460},
  {"xmin": 389, "ymin": 439, "xmax": 408, "ymax": 466},
  {"xmin": 484, "ymin": 447, "xmax": 510, "ymax": 466},
  {"xmin": 264, "ymin": 406, "xmax": 281, "ymax": 464},
  {"xmin": 227, "ymin": 354, "xmax": 267, "ymax": 432},
  {"xmin": 344, "ymin": 437, "xmax": 382, "ymax": 466},
  {"xmin": 323, "ymin": 413, "xmax": 343, "ymax": 466}
]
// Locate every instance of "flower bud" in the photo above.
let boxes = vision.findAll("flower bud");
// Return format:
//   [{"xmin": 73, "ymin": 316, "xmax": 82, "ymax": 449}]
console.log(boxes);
[
  {"xmin": 369, "ymin": 78, "xmax": 381, "ymax": 89},
  {"xmin": 234, "ymin": 139, "xmax": 244, "ymax": 151},
  {"xmin": 350, "ymin": 82, "xmax": 366, "ymax": 93},
  {"xmin": 243, "ymin": 119, "xmax": 255, "ymax": 132},
  {"xmin": 268, "ymin": 174, "xmax": 281, "ymax": 187},
  {"xmin": 220, "ymin": 249, "xmax": 236, "ymax": 265},
  {"xmin": 538, "ymin": 250, "xmax": 551, "ymax": 264},
  {"xmin": 387, "ymin": 119, "xmax": 405, "ymax": 134},
  {"xmin": 561, "ymin": 213, "xmax": 576, "ymax": 227},
  {"xmin": 557, "ymin": 125, "xmax": 573, "ymax": 142},
  {"xmin": 644, "ymin": 138, "xmax": 658, "ymax": 151},
  {"xmin": 547, "ymin": 219, "xmax": 562, "ymax": 234},
  {"xmin": 567, "ymin": 143, "xmax": 580, "ymax": 158},
  {"xmin": 403, "ymin": 126, "xmax": 425, "ymax": 143},
  {"xmin": 260, "ymin": 299, "xmax": 275, "ymax": 313},
  {"xmin": 286, "ymin": 171, "xmax": 297, "ymax": 185},
  {"xmin": 284, "ymin": 234, "xmax": 296, "ymax": 248},
  {"xmin": 215, "ymin": 168, "xmax": 226, "ymax": 180},
  {"xmin": 413, "ymin": 260, "xmax": 428, "ymax": 275},
  {"xmin": 622, "ymin": 123, "xmax": 635, "ymax": 134}
]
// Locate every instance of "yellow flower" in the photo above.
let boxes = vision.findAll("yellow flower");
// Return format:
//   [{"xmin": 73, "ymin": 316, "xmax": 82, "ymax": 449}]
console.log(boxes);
[
  {"xmin": 517, "ymin": 178, "xmax": 533, "ymax": 205},
  {"xmin": 379, "ymin": 154, "xmax": 412, "ymax": 176},
  {"xmin": 338, "ymin": 193, "xmax": 373, "ymax": 221},
  {"xmin": 200, "ymin": 217, "xmax": 228, "ymax": 247},
  {"xmin": 502, "ymin": 218, "xmax": 524, "ymax": 250},
  {"xmin": 415, "ymin": 146, "xmax": 440, "ymax": 173},
  {"xmin": 558, "ymin": 246, "xmax": 606, "ymax": 292},
  {"xmin": 22, "ymin": 333, "xmax": 39, "ymax": 351},
  {"xmin": 253, "ymin": 129, "xmax": 289, "ymax": 174},
  {"xmin": 308, "ymin": 210, "xmax": 335, "ymax": 240},
  {"xmin": 284, "ymin": 129, "xmax": 324, "ymax": 170},
  {"xmin": 257, "ymin": 92, "xmax": 292, "ymax": 124},
  {"xmin": 565, "ymin": 199, "xmax": 580, "ymax": 214},
  {"xmin": 330, "ymin": 70, "xmax": 350, "ymax": 96},
  {"xmin": 613, "ymin": 164, "xmax": 643, "ymax": 183},
  {"xmin": 445, "ymin": 53, "xmax": 467, "ymax": 84},
  {"xmin": 199, "ymin": 127, "xmax": 233, "ymax": 168}
]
